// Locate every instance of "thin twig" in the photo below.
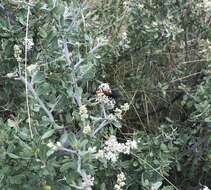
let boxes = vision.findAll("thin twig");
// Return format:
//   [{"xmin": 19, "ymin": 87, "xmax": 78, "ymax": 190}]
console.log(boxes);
[
  {"xmin": 119, "ymin": 85, "xmax": 148, "ymax": 133},
  {"xmin": 169, "ymin": 71, "xmax": 202, "ymax": 83},
  {"xmin": 179, "ymin": 58, "xmax": 211, "ymax": 65}
]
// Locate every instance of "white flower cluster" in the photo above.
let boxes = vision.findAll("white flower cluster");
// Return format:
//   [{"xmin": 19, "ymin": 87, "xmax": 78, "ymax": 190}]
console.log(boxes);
[
  {"xmin": 14, "ymin": 45, "xmax": 22, "ymax": 63},
  {"xmin": 79, "ymin": 105, "xmax": 89, "ymax": 119},
  {"xmin": 81, "ymin": 174, "xmax": 94, "ymax": 190},
  {"xmin": 114, "ymin": 172, "xmax": 126, "ymax": 190},
  {"xmin": 95, "ymin": 135, "xmax": 138, "ymax": 163},
  {"xmin": 96, "ymin": 93, "xmax": 116, "ymax": 109},
  {"xmin": 83, "ymin": 125, "xmax": 92, "ymax": 134},
  {"xmin": 120, "ymin": 103, "xmax": 130, "ymax": 111},
  {"xmin": 24, "ymin": 38, "xmax": 34, "ymax": 50},
  {"xmin": 114, "ymin": 103, "xmax": 130, "ymax": 120}
]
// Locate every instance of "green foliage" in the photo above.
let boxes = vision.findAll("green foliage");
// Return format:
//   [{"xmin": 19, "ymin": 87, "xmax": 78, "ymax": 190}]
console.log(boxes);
[{"xmin": 0, "ymin": 0, "xmax": 211, "ymax": 190}]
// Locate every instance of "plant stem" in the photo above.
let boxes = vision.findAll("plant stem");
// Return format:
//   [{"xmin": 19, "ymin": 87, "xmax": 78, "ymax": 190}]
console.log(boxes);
[{"xmin": 25, "ymin": 6, "xmax": 33, "ymax": 139}]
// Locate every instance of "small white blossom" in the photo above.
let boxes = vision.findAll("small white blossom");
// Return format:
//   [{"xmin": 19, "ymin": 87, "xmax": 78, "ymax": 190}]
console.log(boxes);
[
  {"xmin": 47, "ymin": 141, "xmax": 63, "ymax": 151},
  {"xmin": 114, "ymin": 184, "xmax": 121, "ymax": 190},
  {"xmin": 47, "ymin": 142, "xmax": 57, "ymax": 150},
  {"xmin": 83, "ymin": 125, "xmax": 92, "ymax": 134},
  {"xmin": 24, "ymin": 38, "xmax": 34, "ymax": 50},
  {"xmin": 119, "ymin": 30, "xmax": 130, "ymax": 50},
  {"xmin": 96, "ymin": 94, "xmax": 109, "ymax": 103},
  {"xmin": 95, "ymin": 150, "xmax": 105, "ymax": 159},
  {"xmin": 120, "ymin": 103, "xmax": 130, "ymax": 112},
  {"xmin": 14, "ymin": 45, "xmax": 21, "ymax": 54},
  {"xmin": 117, "ymin": 172, "xmax": 126, "ymax": 181},
  {"xmin": 14, "ymin": 45, "xmax": 22, "ymax": 63},
  {"xmin": 114, "ymin": 108, "xmax": 123, "ymax": 119},
  {"xmin": 114, "ymin": 172, "xmax": 126, "ymax": 190},
  {"xmin": 122, "ymin": 32, "xmax": 128, "ymax": 40},
  {"xmin": 121, "ymin": 144, "xmax": 131, "ymax": 154},
  {"xmin": 47, "ymin": 142, "xmax": 55, "ymax": 148},
  {"xmin": 96, "ymin": 93, "xmax": 110, "ymax": 103},
  {"xmin": 104, "ymin": 151, "xmax": 118, "ymax": 163},
  {"xmin": 96, "ymin": 94, "xmax": 116, "ymax": 110},
  {"xmin": 126, "ymin": 140, "xmax": 138, "ymax": 150},
  {"xmin": 79, "ymin": 105, "xmax": 89, "ymax": 119},
  {"xmin": 79, "ymin": 105, "xmax": 88, "ymax": 114}
]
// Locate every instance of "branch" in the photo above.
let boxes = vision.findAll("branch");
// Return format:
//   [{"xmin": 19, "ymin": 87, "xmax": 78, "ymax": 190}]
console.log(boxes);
[
  {"xmin": 49, "ymin": 95, "xmax": 62, "ymax": 113},
  {"xmin": 63, "ymin": 40, "xmax": 72, "ymax": 66},
  {"xmin": 63, "ymin": 40, "xmax": 82, "ymax": 107},
  {"xmin": 74, "ymin": 58, "xmax": 85, "ymax": 70},
  {"xmin": 91, "ymin": 120, "xmax": 109, "ymax": 137},
  {"xmin": 19, "ymin": 76, "xmax": 56, "ymax": 125},
  {"xmin": 59, "ymin": 147, "xmax": 77, "ymax": 155}
]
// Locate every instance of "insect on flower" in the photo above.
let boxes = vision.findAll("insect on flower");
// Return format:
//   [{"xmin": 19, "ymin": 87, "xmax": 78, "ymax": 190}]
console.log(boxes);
[{"xmin": 96, "ymin": 83, "xmax": 112, "ymax": 97}]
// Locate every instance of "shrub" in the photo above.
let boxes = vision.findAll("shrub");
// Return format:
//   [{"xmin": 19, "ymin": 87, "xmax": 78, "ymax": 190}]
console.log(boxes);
[{"xmin": 0, "ymin": 0, "xmax": 211, "ymax": 190}]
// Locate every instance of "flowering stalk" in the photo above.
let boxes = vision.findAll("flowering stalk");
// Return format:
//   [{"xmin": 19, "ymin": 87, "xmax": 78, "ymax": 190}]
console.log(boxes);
[{"xmin": 24, "ymin": 4, "xmax": 33, "ymax": 138}]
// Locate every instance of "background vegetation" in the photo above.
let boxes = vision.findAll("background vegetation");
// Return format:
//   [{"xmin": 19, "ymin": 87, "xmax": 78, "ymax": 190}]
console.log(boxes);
[{"xmin": 0, "ymin": 0, "xmax": 211, "ymax": 190}]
